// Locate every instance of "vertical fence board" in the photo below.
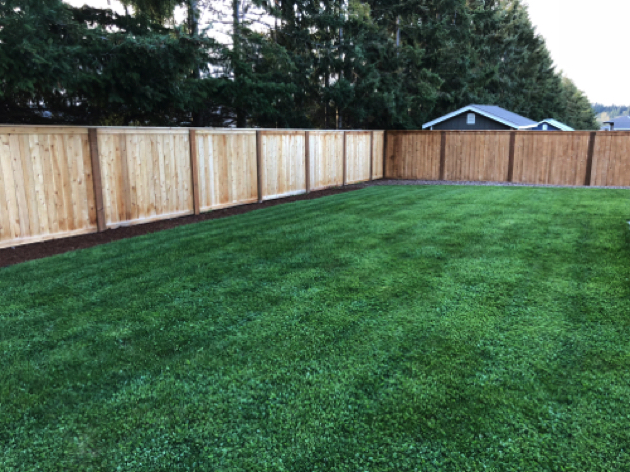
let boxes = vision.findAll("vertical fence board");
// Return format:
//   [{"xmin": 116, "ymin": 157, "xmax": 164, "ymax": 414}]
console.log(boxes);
[
  {"xmin": 0, "ymin": 135, "xmax": 15, "ymax": 240},
  {"xmin": 370, "ymin": 131, "xmax": 384, "ymax": 180},
  {"xmin": 88, "ymin": 129, "xmax": 105, "ymax": 231},
  {"xmin": 305, "ymin": 131, "xmax": 311, "ymax": 192}
]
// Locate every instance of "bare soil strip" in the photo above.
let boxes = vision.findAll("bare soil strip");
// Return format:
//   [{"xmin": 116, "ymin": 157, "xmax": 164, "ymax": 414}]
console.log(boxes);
[
  {"xmin": 0, "ymin": 184, "xmax": 367, "ymax": 267},
  {"xmin": 3, "ymin": 179, "xmax": 628, "ymax": 267}
]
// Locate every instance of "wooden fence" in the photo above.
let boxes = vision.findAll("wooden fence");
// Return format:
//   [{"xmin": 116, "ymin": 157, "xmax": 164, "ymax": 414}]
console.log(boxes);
[
  {"xmin": 0, "ymin": 127, "xmax": 384, "ymax": 249},
  {"xmin": 3, "ymin": 127, "xmax": 630, "ymax": 250},
  {"xmin": 386, "ymin": 131, "xmax": 630, "ymax": 187}
]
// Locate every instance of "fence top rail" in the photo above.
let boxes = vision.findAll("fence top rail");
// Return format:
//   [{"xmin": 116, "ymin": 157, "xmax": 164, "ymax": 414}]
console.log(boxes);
[
  {"xmin": 259, "ymin": 130, "xmax": 307, "ymax": 136},
  {"xmin": 194, "ymin": 129, "xmax": 257, "ymax": 135},
  {"xmin": 0, "ymin": 126, "xmax": 89, "ymax": 135},
  {"xmin": 97, "ymin": 128, "xmax": 189, "ymax": 135},
  {"xmin": 0, "ymin": 124, "xmax": 387, "ymax": 133},
  {"xmin": 1, "ymin": 125, "xmax": 618, "ymax": 137},
  {"xmin": 387, "ymin": 130, "xmax": 601, "ymax": 136},
  {"xmin": 593, "ymin": 131, "xmax": 630, "ymax": 136}
]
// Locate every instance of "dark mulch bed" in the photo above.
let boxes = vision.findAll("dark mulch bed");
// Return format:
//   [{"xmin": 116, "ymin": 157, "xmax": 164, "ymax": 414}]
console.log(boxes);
[
  {"xmin": 6, "ymin": 178, "xmax": 618, "ymax": 268},
  {"xmin": 0, "ymin": 184, "xmax": 367, "ymax": 268}
]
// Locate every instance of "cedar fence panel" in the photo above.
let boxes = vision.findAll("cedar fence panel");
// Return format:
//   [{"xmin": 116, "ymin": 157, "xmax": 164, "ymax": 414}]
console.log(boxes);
[
  {"xmin": 0, "ymin": 127, "xmax": 96, "ymax": 249},
  {"xmin": 97, "ymin": 128, "xmax": 193, "ymax": 228},
  {"xmin": 309, "ymin": 131, "xmax": 344, "ymax": 191},
  {"xmin": 7, "ymin": 126, "xmax": 630, "ymax": 252},
  {"xmin": 371, "ymin": 131, "xmax": 385, "ymax": 180},
  {"xmin": 194, "ymin": 129, "xmax": 258, "ymax": 210},
  {"xmin": 261, "ymin": 131, "xmax": 306, "ymax": 200},
  {"xmin": 385, "ymin": 131, "xmax": 442, "ymax": 180},
  {"xmin": 443, "ymin": 131, "xmax": 511, "ymax": 182},
  {"xmin": 591, "ymin": 132, "xmax": 630, "ymax": 187},
  {"xmin": 512, "ymin": 132, "xmax": 591, "ymax": 186},
  {"xmin": 345, "ymin": 131, "xmax": 372, "ymax": 184}
]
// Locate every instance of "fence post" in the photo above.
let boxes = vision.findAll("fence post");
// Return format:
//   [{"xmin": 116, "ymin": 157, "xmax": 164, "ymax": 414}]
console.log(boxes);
[
  {"xmin": 369, "ymin": 131, "xmax": 374, "ymax": 181},
  {"xmin": 585, "ymin": 131, "xmax": 597, "ymax": 186},
  {"xmin": 256, "ymin": 130, "xmax": 264, "ymax": 203},
  {"xmin": 305, "ymin": 131, "xmax": 310, "ymax": 193},
  {"xmin": 507, "ymin": 131, "xmax": 516, "ymax": 182},
  {"xmin": 382, "ymin": 131, "xmax": 388, "ymax": 179},
  {"xmin": 189, "ymin": 129, "xmax": 200, "ymax": 215},
  {"xmin": 88, "ymin": 128, "xmax": 106, "ymax": 232},
  {"xmin": 342, "ymin": 131, "xmax": 348, "ymax": 186},
  {"xmin": 439, "ymin": 131, "xmax": 447, "ymax": 181}
]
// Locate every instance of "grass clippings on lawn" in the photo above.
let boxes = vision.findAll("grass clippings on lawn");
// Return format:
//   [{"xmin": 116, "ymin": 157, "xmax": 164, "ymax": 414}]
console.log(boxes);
[{"xmin": 2, "ymin": 185, "xmax": 630, "ymax": 471}]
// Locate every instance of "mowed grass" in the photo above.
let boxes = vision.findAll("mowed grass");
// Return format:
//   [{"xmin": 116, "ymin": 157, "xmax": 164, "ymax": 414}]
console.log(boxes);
[{"xmin": 2, "ymin": 185, "xmax": 630, "ymax": 471}]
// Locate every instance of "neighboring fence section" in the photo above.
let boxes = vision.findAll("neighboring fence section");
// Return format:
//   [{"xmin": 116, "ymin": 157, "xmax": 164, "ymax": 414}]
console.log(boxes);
[
  {"xmin": 0, "ymin": 127, "xmax": 383, "ymax": 249},
  {"xmin": 512, "ymin": 132, "xmax": 591, "ymax": 186},
  {"xmin": 591, "ymin": 132, "xmax": 630, "ymax": 187},
  {"xmin": 444, "ymin": 131, "xmax": 511, "ymax": 182},
  {"xmin": 386, "ymin": 130, "xmax": 630, "ymax": 188},
  {"xmin": 385, "ymin": 131, "xmax": 442, "ymax": 180}
]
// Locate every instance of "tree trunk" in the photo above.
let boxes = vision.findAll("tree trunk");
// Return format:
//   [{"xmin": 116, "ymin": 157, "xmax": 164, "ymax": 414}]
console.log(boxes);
[
  {"xmin": 324, "ymin": 69, "xmax": 330, "ymax": 129},
  {"xmin": 188, "ymin": 0, "xmax": 203, "ymax": 126},
  {"xmin": 233, "ymin": 0, "xmax": 246, "ymax": 127},
  {"xmin": 396, "ymin": 16, "xmax": 400, "ymax": 55}
]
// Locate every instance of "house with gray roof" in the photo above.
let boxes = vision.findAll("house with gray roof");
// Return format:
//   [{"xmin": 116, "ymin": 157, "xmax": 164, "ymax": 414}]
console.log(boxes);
[
  {"xmin": 422, "ymin": 105, "xmax": 537, "ymax": 131},
  {"xmin": 602, "ymin": 116, "xmax": 630, "ymax": 131},
  {"xmin": 520, "ymin": 119, "xmax": 574, "ymax": 131}
]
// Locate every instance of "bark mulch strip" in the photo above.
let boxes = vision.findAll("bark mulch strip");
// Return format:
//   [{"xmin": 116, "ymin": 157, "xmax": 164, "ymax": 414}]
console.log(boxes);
[
  {"xmin": 0, "ymin": 184, "xmax": 368, "ymax": 268},
  {"xmin": 4, "ymin": 179, "xmax": 629, "ymax": 268}
]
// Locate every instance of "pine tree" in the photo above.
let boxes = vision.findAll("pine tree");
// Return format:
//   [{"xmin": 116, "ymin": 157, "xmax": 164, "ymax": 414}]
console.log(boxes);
[
  {"xmin": 0, "ymin": 0, "xmax": 597, "ymax": 129},
  {"xmin": 558, "ymin": 76, "xmax": 598, "ymax": 130},
  {"xmin": 0, "ymin": 0, "xmax": 215, "ymax": 125}
]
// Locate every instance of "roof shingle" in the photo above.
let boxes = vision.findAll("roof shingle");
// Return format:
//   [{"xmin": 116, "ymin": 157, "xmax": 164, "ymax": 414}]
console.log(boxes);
[
  {"xmin": 604, "ymin": 116, "xmax": 630, "ymax": 129},
  {"xmin": 470, "ymin": 105, "xmax": 537, "ymax": 127},
  {"xmin": 422, "ymin": 104, "xmax": 537, "ymax": 129}
]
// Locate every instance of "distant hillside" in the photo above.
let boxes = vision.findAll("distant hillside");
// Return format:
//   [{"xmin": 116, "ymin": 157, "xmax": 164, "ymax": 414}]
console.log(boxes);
[{"xmin": 592, "ymin": 103, "xmax": 630, "ymax": 124}]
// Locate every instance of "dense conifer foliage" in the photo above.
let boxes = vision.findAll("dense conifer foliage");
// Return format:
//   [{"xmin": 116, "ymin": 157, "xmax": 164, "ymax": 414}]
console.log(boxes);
[
  {"xmin": 593, "ymin": 103, "xmax": 630, "ymax": 126},
  {"xmin": 0, "ymin": 0, "xmax": 597, "ymax": 129}
]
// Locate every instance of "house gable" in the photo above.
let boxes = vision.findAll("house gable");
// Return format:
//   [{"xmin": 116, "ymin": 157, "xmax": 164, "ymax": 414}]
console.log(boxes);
[
  {"xmin": 422, "ymin": 105, "xmax": 536, "ymax": 130},
  {"xmin": 429, "ymin": 112, "xmax": 513, "ymax": 130}
]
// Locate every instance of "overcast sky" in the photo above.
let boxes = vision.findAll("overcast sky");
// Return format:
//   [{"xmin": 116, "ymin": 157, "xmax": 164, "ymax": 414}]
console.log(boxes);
[
  {"xmin": 524, "ymin": 0, "xmax": 630, "ymax": 105},
  {"xmin": 66, "ymin": 0, "xmax": 629, "ymax": 105}
]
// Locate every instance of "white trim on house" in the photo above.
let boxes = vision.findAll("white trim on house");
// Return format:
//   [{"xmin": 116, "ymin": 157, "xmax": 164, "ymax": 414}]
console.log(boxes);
[
  {"xmin": 422, "ymin": 105, "xmax": 521, "ymax": 129},
  {"xmin": 520, "ymin": 119, "xmax": 574, "ymax": 132}
]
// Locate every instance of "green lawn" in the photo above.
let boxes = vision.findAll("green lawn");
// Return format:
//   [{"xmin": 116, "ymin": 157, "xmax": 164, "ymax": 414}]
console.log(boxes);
[{"xmin": 2, "ymin": 185, "xmax": 630, "ymax": 471}]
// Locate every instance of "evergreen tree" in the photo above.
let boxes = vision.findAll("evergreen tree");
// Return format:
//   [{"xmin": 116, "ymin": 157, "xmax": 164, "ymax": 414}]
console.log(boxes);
[
  {"xmin": 558, "ymin": 76, "xmax": 598, "ymax": 130},
  {"xmin": 0, "ymin": 0, "xmax": 598, "ymax": 129},
  {"xmin": 0, "ymin": 0, "xmax": 215, "ymax": 125}
]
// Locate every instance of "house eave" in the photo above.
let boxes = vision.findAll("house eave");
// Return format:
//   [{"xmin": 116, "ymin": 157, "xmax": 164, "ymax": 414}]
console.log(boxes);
[{"xmin": 422, "ymin": 105, "xmax": 521, "ymax": 130}]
